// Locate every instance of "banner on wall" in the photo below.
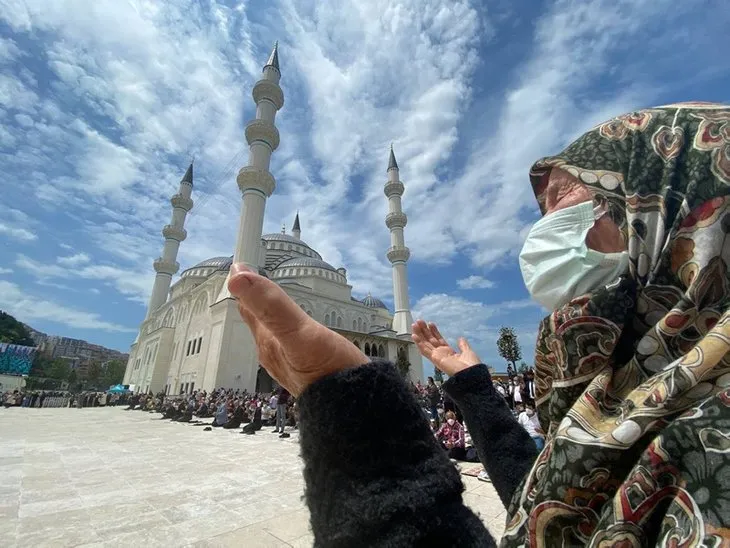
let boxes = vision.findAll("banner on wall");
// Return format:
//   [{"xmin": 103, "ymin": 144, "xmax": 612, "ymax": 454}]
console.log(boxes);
[{"xmin": 0, "ymin": 343, "xmax": 37, "ymax": 376}]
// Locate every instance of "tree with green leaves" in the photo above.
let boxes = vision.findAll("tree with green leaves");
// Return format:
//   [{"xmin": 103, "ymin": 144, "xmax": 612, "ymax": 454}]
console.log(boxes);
[
  {"xmin": 46, "ymin": 358, "xmax": 71, "ymax": 380},
  {"xmin": 101, "ymin": 359, "xmax": 126, "ymax": 387},
  {"xmin": 86, "ymin": 361, "xmax": 102, "ymax": 384},
  {"xmin": 497, "ymin": 326, "xmax": 522, "ymax": 372},
  {"xmin": 0, "ymin": 311, "xmax": 35, "ymax": 346},
  {"xmin": 395, "ymin": 349, "xmax": 411, "ymax": 378},
  {"xmin": 518, "ymin": 362, "xmax": 529, "ymax": 374},
  {"xmin": 433, "ymin": 368, "xmax": 444, "ymax": 383}
]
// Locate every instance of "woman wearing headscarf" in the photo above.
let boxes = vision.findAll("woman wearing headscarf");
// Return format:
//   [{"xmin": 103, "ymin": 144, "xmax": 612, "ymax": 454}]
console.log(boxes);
[
  {"xmin": 227, "ymin": 102, "xmax": 729, "ymax": 546},
  {"xmin": 415, "ymin": 102, "xmax": 730, "ymax": 546}
]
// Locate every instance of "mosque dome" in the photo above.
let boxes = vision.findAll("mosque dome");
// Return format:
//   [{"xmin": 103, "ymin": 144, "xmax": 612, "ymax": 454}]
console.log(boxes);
[
  {"xmin": 361, "ymin": 294, "xmax": 388, "ymax": 309},
  {"xmin": 180, "ymin": 256, "xmax": 268, "ymax": 279},
  {"xmin": 275, "ymin": 257, "xmax": 337, "ymax": 272}
]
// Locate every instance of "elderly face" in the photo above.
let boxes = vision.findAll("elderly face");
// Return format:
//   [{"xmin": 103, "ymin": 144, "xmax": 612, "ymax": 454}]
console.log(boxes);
[{"xmin": 544, "ymin": 169, "xmax": 625, "ymax": 254}]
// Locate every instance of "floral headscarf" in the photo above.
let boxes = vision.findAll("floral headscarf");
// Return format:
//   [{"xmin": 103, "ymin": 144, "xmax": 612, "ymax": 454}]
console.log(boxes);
[{"xmin": 503, "ymin": 103, "xmax": 730, "ymax": 546}]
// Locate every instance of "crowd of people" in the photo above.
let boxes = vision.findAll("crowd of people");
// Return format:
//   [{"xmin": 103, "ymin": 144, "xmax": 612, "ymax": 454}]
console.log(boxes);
[
  {"xmin": 1, "ymin": 389, "xmax": 130, "ymax": 408},
  {"xmin": 122, "ymin": 385, "xmax": 298, "ymax": 437}
]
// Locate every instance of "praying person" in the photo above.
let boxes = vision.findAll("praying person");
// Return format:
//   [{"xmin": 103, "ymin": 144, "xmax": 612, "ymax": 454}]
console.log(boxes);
[
  {"xmin": 517, "ymin": 403, "xmax": 544, "ymax": 451},
  {"xmin": 434, "ymin": 411, "xmax": 466, "ymax": 461},
  {"xmin": 412, "ymin": 103, "xmax": 730, "ymax": 545}
]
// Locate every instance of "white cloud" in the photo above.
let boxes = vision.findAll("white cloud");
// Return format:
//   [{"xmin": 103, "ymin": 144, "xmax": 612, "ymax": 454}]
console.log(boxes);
[
  {"xmin": 0, "ymin": 37, "xmax": 22, "ymax": 64},
  {"xmin": 57, "ymin": 252, "xmax": 91, "ymax": 267},
  {"xmin": 0, "ymin": 222, "xmax": 37, "ymax": 241},
  {"xmin": 0, "ymin": 267, "xmax": 12, "ymax": 275},
  {"xmin": 413, "ymin": 292, "xmax": 541, "ymax": 369},
  {"xmin": 15, "ymin": 254, "xmax": 151, "ymax": 304},
  {"xmin": 457, "ymin": 275, "xmax": 495, "ymax": 290},
  {"xmin": 0, "ymin": 280, "xmax": 135, "ymax": 333}
]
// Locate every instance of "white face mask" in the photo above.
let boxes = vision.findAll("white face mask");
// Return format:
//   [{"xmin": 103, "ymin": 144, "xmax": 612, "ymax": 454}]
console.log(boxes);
[
  {"xmin": 519, "ymin": 201, "xmax": 629, "ymax": 311},
  {"xmin": 447, "ymin": 419, "xmax": 455, "ymax": 426}
]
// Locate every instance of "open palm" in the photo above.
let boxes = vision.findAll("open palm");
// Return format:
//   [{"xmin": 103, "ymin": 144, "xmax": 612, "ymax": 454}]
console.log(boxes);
[{"xmin": 411, "ymin": 320, "xmax": 482, "ymax": 377}]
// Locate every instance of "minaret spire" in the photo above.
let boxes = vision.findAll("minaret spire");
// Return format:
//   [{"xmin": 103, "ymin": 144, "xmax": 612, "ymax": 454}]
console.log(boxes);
[
  {"xmin": 229, "ymin": 41, "xmax": 285, "ymax": 271},
  {"xmin": 384, "ymin": 145, "xmax": 413, "ymax": 335},
  {"xmin": 292, "ymin": 211, "xmax": 301, "ymax": 240},
  {"xmin": 146, "ymin": 164, "xmax": 194, "ymax": 318}
]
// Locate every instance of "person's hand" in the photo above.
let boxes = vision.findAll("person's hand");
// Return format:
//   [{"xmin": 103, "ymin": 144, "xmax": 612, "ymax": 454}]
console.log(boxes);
[
  {"xmin": 411, "ymin": 320, "xmax": 482, "ymax": 377},
  {"xmin": 228, "ymin": 263, "xmax": 368, "ymax": 396}
]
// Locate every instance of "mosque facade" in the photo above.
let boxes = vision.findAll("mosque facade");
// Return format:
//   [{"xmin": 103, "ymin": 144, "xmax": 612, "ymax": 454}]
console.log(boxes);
[{"xmin": 123, "ymin": 43, "xmax": 423, "ymax": 395}]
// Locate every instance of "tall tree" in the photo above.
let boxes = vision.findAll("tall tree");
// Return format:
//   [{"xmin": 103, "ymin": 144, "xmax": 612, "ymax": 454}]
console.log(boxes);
[
  {"xmin": 432, "ymin": 368, "xmax": 444, "ymax": 383},
  {"xmin": 47, "ymin": 359, "xmax": 71, "ymax": 380},
  {"xmin": 86, "ymin": 361, "xmax": 102, "ymax": 384},
  {"xmin": 497, "ymin": 326, "xmax": 522, "ymax": 372},
  {"xmin": 102, "ymin": 359, "xmax": 126, "ymax": 387},
  {"xmin": 395, "ymin": 350, "xmax": 410, "ymax": 378},
  {"xmin": 518, "ymin": 362, "xmax": 529, "ymax": 374},
  {"xmin": 0, "ymin": 311, "xmax": 35, "ymax": 346}
]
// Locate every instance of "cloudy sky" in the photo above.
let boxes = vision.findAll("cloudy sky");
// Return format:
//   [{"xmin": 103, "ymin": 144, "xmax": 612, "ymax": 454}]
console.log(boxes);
[{"xmin": 1, "ymin": 0, "xmax": 728, "ymax": 373}]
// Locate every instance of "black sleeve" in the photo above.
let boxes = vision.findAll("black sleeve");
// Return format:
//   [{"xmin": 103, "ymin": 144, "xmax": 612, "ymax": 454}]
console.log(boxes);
[
  {"xmin": 443, "ymin": 364, "xmax": 538, "ymax": 509},
  {"xmin": 297, "ymin": 359, "xmax": 496, "ymax": 548}
]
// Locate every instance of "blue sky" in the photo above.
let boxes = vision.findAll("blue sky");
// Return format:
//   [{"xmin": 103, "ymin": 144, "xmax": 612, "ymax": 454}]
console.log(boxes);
[{"xmin": 0, "ymin": 0, "xmax": 728, "ymax": 373}]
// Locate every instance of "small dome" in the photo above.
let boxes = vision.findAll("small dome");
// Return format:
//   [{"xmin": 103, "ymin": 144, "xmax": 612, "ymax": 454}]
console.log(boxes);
[
  {"xmin": 361, "ymin": 294, "xmax": 388, "ymax": 309},
  {"xmin": 262, "ymin": 233, "xmax": 312, "ymax": 247},
  {"xmin": 191, "ymin": 256, "xmax": 233, "ymax": 269},
  {"xmin": 275, "ymin": 257, "xmax": 338, "ymax": 272}
]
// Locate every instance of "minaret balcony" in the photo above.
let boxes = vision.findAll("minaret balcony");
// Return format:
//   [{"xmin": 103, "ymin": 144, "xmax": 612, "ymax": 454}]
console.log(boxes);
[
  {"xmin": 162, "ymin": 224, "xmax": 187, "ymax": 242},
  {"xmin": 170, "ymin": 193, "xmax": 194, "ymax": 211},
  {"xmin": 245, "ymin": 119, "xmax": 280, "ymax": 151},
  {"xmin": 384, "ymin": 180, "xmax": 404, "ymax": 198},
  {"xmin": 153, "ymin": 258, "xmax": 180, "ymax": 275},
  {"xmin": 237, "ymin": 166, "xmax": 276, "ymax": 197},
  {"xmin": 387, "ymin": 246, "xmax": 411, "ymax": 263},
  {"xmin": 385, "ymin": 211, "xmax": 408, "ymax": 230},
  {"xmin": 252, "ymin": 79, "xmax": 284, "ymax": 110}
]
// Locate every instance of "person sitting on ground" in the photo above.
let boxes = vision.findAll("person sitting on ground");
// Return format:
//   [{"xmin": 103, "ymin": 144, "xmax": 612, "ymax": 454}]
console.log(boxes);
[
  {"xmin": 223, "ymin": 402, "xmax": 245, "ymax": 429},
  {"xmin": 434, "ymin": 410, "xmax": 466, "ymax": 461},
  {"xmin": 517, "ymin": 403, "xmax": 544, "ymax": 451},
  {"xmin": 241, "ymin": 402, "xmax": 263, "ymax": 435},
  {"xmin": 412, "ymin": 103, "xmax": 730, "ymax": 546},
  {"xmin": 212, "ymin": 400, "xmax": 228, "ymax": 427}
]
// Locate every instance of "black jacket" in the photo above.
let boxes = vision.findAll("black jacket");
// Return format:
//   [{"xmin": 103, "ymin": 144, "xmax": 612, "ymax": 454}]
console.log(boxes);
[{"xmin": 297, "ymin": 360, "xmax": 538, "ymax": 547}]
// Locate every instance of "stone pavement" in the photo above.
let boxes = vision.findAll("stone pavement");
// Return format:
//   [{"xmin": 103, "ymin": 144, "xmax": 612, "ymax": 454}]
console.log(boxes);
[{"xmin": 0, "ymin": 407, "xmax": 506, "ymax": 547}]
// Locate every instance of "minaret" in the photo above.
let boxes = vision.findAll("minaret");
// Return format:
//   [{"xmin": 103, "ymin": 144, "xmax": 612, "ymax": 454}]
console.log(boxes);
[
  {"xmin": 232, "ymin": 41, "xmax": 284, "ymax": 268},
  {"xmin": 146, "ymin": 163, "xmax": 194, "ymax": 319},
  {"xmin": 292, "ymin": 211, "xmax": 301, "ymax": 240},
  {"xmin": 384, "ymin": 145, "xmax": 414, "ymax": 335}
]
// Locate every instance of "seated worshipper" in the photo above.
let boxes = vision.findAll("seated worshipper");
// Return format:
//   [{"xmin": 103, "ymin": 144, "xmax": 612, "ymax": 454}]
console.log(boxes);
[
  {"xmin": 434, "ymin": 411, "xmax": 466, "ymax": 460},
  {"xmin": 228, "ymin": 264, "xmax": 497, "ymax": 546},
  {"xmin": 517, "ymin": 403, "xmax": 544, "ymax": 451},
  {"xmin": 223, "ymin": 402, "xmax": 245, "ymax": 429},
  {"xmin": 175, "ymin": 400, "xmax": 195, "ymax": 423},
  {"xmin": 241, "ymin": 403, "xmax": 263, "ymax": 435},
  {"xmin": 212, "ymin": 401, "xmax": 228, "ymax": 427},
  {"xmin": 413, "ymin": 103, "xmax": 730, "ymax": 546}
]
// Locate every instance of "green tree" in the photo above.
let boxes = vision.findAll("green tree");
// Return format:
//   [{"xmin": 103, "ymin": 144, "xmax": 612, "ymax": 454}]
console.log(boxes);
[
  {"xmin": 47, "ymin": 359, "xmax": 71, "ymax": 380},
  {"xmin": 101, "ymin": 359, "xmax": 126, "ymax": 387},
  {"xmin": 432, "ymin": 368, "xmax": 444, "ymax": 383},
  {"xmin": 518, "ymin": 362, "xmax": 529, "ymax": 374},
  {"xmin": 395, "ymin": 349, "xmax": 410, "ymax": 378},
  {"xmin": 87, "ymin": 361, "xmax": 102, "ymax": 384},
  {"xmin": 0, "ymin": 311, "xmax": 35, "ymax": 346},
  {"xmin": 67, "ymin": 369, "xmax": 78, "ymax": 386},
  {"xmin": 497, "ymin": 326, "xmax": 522, "ymax": 372}
]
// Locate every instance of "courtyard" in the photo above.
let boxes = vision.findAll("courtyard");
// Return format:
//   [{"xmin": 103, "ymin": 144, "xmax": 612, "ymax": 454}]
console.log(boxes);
[{"xmin": 0, "ymin": 407, "xmax": 507, "ymax": 547}]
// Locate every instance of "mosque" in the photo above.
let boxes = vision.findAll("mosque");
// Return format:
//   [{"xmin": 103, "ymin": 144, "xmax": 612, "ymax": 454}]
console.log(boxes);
[{"xmin": 123, "ymin": 43, "xmax": 424, "ymax": 395}]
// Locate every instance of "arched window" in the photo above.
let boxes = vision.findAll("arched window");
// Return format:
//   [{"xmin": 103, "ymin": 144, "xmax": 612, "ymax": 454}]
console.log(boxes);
[
  {"xmin": 325, "ymin": 313, "xmax": 330, "ymax": 326},
  {"xmin": 353, "ymin": 340, "xmax": 360, "ymax": 349},
  {"xmin": 337, "ymin": 316, "xmax": 343, "ymax": 328},
  {"xmin": 357, "ymin": 318, "xmax": 363, "ymax": 331},
  {"xmin": 353, "ymin": 320, "xmax": 357, "ymax": 330},
  {"xmin": 364, "ymin": 343, "xmax": 371, "ymax": 356},
  {"xmin": 378, "ymin": 345, "xmax": 385, "ymax": 358}
]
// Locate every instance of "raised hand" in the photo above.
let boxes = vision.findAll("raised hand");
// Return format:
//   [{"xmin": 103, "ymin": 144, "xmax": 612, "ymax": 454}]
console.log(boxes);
[
  {"xmin": 411, "ymin": 320, "xmax": 482, "ymax": 377},
  {"xmin": 228, "ymin": 263, "xmax": 368, "ymax": 396}
]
